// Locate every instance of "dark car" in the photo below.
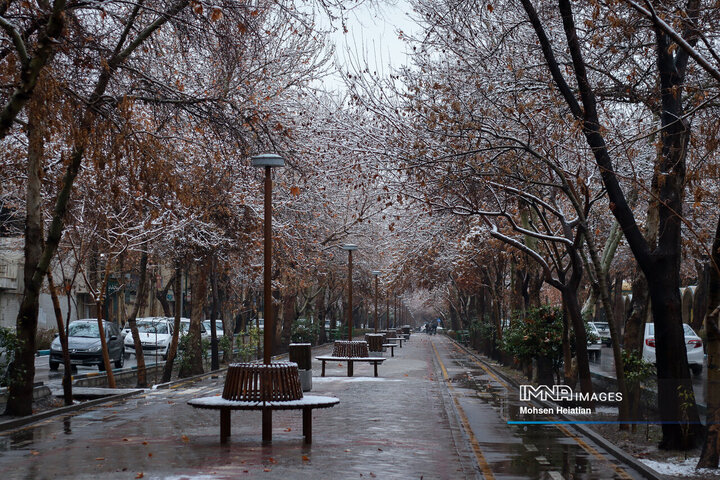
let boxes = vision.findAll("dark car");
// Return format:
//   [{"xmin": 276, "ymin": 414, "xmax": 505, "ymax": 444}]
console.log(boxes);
[{"xmin": 49, "ymin": 319, "xmax": 124, "ymax": 371}]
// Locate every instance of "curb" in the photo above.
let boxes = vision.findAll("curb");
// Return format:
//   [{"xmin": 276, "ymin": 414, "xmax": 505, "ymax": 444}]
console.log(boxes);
[{"xmin": 449, "ymin": 339, "xmax": 664, "ymax": 480}]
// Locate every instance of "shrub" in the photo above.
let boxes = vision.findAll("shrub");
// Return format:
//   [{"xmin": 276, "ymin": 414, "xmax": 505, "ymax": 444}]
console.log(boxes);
[
  {"xmin": 501, "ymin": 305, "xmax": 563, "ymax": 364},
  {"xmin": 622, "ymin": 349, "xmax": 655, "ymax": 386},
  {"xmin": 237, "ymin": 327, "xmax": 260, "ymax": 361},
  {"xmin": 0, "ymin": 327, "xmax": 20, "ymax": 387},
  {"xmin": 291, "ymin": 318, "xmax": 319, "ymax": 344}
]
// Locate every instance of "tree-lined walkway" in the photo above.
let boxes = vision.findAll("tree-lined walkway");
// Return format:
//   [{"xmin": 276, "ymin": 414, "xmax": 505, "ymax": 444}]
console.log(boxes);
[{"xmin": 0, "ymin": 334, "xmax": 661, "ymax": 479}]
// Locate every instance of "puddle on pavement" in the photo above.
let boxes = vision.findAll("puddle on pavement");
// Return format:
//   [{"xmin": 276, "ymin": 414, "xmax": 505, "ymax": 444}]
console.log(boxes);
[{"xmin": 449, "ymin": 354, "xmax": 633, "ymax": 479}]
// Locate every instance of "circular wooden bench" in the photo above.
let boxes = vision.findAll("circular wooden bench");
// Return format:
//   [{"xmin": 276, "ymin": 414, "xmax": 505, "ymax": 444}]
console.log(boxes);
[{"xmin": 188, "ymin": 362, "xmax": 339, "ymax": 444}]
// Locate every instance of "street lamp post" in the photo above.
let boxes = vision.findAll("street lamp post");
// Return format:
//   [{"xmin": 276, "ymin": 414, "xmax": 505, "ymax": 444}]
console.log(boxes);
[
  {"xmin": 394, "ymin": 294, "xmax": 398, "ymax": 329},
  {"xmin": 371, "ymin": 271, "xmax": 380, "ymax": 333},
  {"xmin": 341, "ymin": 244, "xmax": 358, "ymax": 341},
  {"xmin": 251, "ymin": 152, "xmax": 284, "ymax": 442}
]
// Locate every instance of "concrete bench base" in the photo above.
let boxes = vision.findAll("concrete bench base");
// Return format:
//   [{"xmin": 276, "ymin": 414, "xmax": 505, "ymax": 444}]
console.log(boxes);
[
  {"xmin": 315, "ymin": 356, "xmax": 386, "ymax": 377},
  {"xmin": 188, "ymin": 395, "xmax": 339, "ymax": 444}
]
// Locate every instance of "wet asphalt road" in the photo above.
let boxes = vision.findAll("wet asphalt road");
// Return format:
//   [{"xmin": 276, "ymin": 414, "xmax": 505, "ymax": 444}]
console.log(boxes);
[{"xmin": 2, "ymin": 336, "xmax": 650, "ymax": 479}]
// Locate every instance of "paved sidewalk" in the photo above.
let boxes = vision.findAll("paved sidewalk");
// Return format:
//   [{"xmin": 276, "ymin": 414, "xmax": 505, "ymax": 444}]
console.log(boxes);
[{"xmin": 0, "ymin": 336, "xmax": 476, "ymax": 479}]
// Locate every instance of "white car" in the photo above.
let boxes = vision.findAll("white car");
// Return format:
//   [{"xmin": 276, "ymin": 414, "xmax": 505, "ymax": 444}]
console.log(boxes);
[
  {"xmin": 586, "ymin": 322, "xmax": 602, "ymax": 361},
  {"xmin": 590, "ymin": 321, "xmax": 611, "ymax": 346},
  {"xmin": 181, "ymin": 319, "xmax": 210, "ymax": 341},
  {"xmin": 642, "ymin": 323, "xmax": 704, "ymax": 375},
  {"xmin": 202, "ymin": 320, "xmax": 224, "ymax": 339},
  {"xmin": 123, "ymin": 318, "xmax": 174, "ymax": 360}
]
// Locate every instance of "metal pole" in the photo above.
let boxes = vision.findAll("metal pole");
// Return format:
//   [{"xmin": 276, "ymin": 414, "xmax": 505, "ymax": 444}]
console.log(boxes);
[
  {"xmin": 394, "ymin": 295, "xmax": 397, "ymax": 329},
  {"xmin": 374, "ymin": 276, "xmax": 378, "ymax": 333},
  {"xmin": 347, "ymin": 250, "xmax": 353, "ymax": 341},
  {"xmin": 263, "ymin": 165, "xmax": 273, "ymax": 365},
  {"xmin": 386, "ymin": 296, "xmax": 389, "ymax": 330},
  {"xmin": 262, "ymin": 165, "xmax": 272, "ymax": 443}
]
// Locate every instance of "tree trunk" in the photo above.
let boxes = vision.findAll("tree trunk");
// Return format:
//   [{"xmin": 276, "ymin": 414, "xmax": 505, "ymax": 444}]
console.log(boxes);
[
  {"xmin": 562, "ymin": 288, "xmax": 593, "ymax": 407},
  {"xmin": 127, "ymin": 252, "xmax": 149, "ymax": 387},
  {"xmin": 46, "ymin": 270, "xmax": 73, "ymax": 405},
  {"xmin": 693, "ymin": 260, "xmax": 710, "ymax": 331},
  {"xmin": 279, "ymin": 291, "xmax": 295, "ymax": 351},
  {"xmin": 155, "ymin": 272, "xmax": 176, "ymax": 317},
  {"xmin": 316, "ymin": 287, "xmax": 327, "ymax": 344},
  {"xmin": 162, "ymin": 264, "xmax": 182, "ymax": 383},
  {"xmin": 209, "ymin": 257, "xmax": 219, "ymax": 371},
  {"xmin": 528, "ymin": 270, "xmax": 542, "ymax": 308},
  {"xmin": 612, "ymin": 275, "xmax": 625, "ymax": 342},
  {"xmin": 179, "ymin": 261, "xmax": 206, "ymax": 378},
  {"xmin": 583, "ymin": 225, "xmax": 630, "ymax": 425},
  {"xmin": 561, "ymin": 303, "xmax": 575, "ymax": 387},
  {"xmin": 649, "ymin": 270, "xmax": 703, "ymax": 449},
  {"xmin": 697, "ymin": 215, "xmax": 720, "ymax": 467},
  {"xmin": 94, "ymin": 262, "xmax": 117, "ymax": 388},
  {"xmin": 6, "ymin": 102, "xmax": 45, "ymax": 415}
]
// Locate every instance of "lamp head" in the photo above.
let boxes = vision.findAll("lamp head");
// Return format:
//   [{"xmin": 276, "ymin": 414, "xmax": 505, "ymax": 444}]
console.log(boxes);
[
  {"xmin": 251, "ymin": 153, "xmax": 285, "ymax": 167},
  {"xmin": 341, "ymin": 244, "xmax": 358, "ymax": 251}
]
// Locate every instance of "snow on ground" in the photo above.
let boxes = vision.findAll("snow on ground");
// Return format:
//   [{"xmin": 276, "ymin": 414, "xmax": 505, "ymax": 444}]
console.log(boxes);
[{"xmin": 640, "ymin": 457, "xmax": 720, "ymax": 477}]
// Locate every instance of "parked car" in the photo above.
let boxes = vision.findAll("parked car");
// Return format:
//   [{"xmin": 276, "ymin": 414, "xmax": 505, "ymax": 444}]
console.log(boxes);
[
  {"xmin": 50, "ymin": 319, "xmax": 124, "ymax": 371},
  {"xmin": 180, "ymin": 319, "xmax": 209, "ymax": 341},
  {"xmin": 586, "ymin": 322, "xmax": 602, "ymax": 362},
  {"xmin": 123, "ymin": 318, "xmax": 174, "ymax": 360},
  {"xmin": 642, "ymin": 323, "xmax": 704, "ymax": 375},
  {"xmin": 121, "ymin": 316, "xmax": 167, "ymax": 340},
  {"xmin": 590, "ymin": 321, "xmax": 611, "ymax": 346},
  {"xmin": 202, "ymin": 320, "xmax": 224, "ymax": 339}
]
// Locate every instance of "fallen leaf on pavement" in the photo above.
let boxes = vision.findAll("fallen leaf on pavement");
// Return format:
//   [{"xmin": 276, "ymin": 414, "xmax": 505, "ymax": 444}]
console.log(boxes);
[
  {"xmin": 302, "ymin": 455, "xmax": 310, "ymax": 462},
  {"xmin": 135, "ymin": 473, "xmax": 144, "ymax": 479},
  {"xmin": 284, "ymin": 428, "xmax": 291, "ymax": 432},
  {"xmin": 181, "ymin": 435, "xmax": 190, "ymax": 443},
  {"xmin": 30, "ymin": 451, "xmax": 39, "ymax": 456},
  {"xmin": 263, "ymin": 469, "xmax": 271, "ymax": 472},
  {"xmin": 95, "ymin": 457, "xmax": 105, "ymax": 461},
  {"xmin": 142, "ymin": 441, "xmax": 148, "ymax": 445}
]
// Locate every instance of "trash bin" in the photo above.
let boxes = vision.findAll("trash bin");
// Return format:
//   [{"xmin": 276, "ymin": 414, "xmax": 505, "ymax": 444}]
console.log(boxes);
[
  {"xmin": 289, "ymin": 343, "xmax": 312, "ymax": 392},
  {"xmin": 365, "ymin": 334, "xmax": 384, "ymax": 357}
]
